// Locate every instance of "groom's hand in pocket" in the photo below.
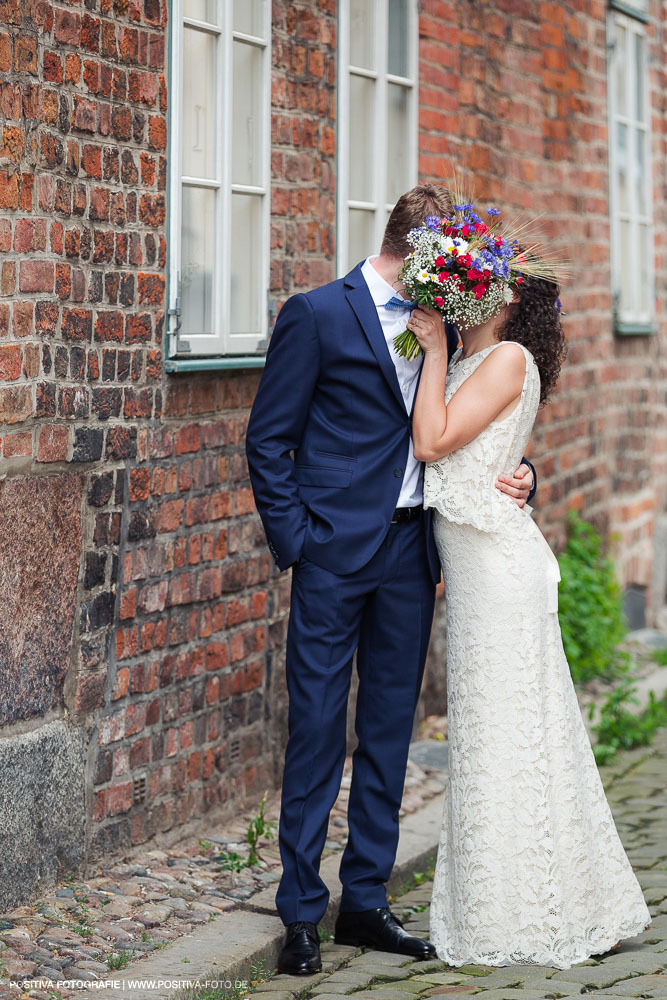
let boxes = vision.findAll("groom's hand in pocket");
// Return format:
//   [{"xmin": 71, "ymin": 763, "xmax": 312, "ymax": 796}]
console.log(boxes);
[{"xmin": 495, "ymin": 463, "xmax": 533, "ymax": 508}]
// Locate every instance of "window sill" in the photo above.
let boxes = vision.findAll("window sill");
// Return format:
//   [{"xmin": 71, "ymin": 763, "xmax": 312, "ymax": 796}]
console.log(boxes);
[
  {"xmin": 165, "ymin": 355, "xmax": 267, "ymax": 373},
  {"xmin": 614, "ymin": 321, "xmax": 657, "ymax": 336},
  {"xmin": 608, "ymin": 0, "xmax": 650, "ymax": 23}
]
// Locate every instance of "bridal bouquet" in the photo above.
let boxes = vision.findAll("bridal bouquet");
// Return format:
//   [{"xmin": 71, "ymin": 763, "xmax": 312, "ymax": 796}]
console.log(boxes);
[{"xmin": 393, "ymin": 195, "xmax": 566, "ymax": 361}]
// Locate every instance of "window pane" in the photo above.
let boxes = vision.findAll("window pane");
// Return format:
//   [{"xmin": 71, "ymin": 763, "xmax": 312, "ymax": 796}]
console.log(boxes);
[
  {"xmin": 348, "ymin": 208, "xmax": 375, "ymax": 266},
  {"xmin": 232, "ymin": 40, "xmax": 264, "ymax": 186},
  {"xmin": 616, "ymin": 122, "xmax": 628, "ymax": 214},
  {"xmin": 234, "ymin": 0, "xmax": 266, "ymax": 38},
  {"xmin": 181, "ymin": 186, "xmax": 215, "ymax": 336},
  {"xmin": 619, "ymin": 218, "xmax": 632, "ymax": 316},
  {"xmin": 182, "ymin": 25, "xmax": 217, "ymax": 179},
  {"xmin": 230, "ymin": 193, "xmax": 262, "ymax": 335},
  {"xmin": 634, "ymin": 32, "xmax": 645, "ymax": 123},
  {"xmin": 614, "ymin": 23, "xmax": 626, "ymax": 118},
  {"xmin": 349, "ymin": 74, "xmax": 375, "ymax": 202},
  {"xmin": 638, "ymin": 224, "xmax": 651, "ymax": 315},
  {"xmin": 183, "ymin": 0, "xmax": 218, "ymax": 24},
  {"xmin": 388, "ymin": 0, "xmax": 410, "ymax": 77},
  {"xmin": 636, "ymin": 129, "xmax": 647, "ymax": 216},
  {"xmin": 350, "ymin": 0, "xmax": 374, "ymax": 70},
  {"xmin": 386, "ymin": 83, "xmax": 411, "ymax": 203}
]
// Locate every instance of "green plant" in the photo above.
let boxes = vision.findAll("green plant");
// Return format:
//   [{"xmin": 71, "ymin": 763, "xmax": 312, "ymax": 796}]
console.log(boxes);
[
  {"xmin": 590, "ymin": 680, "xmax": 667, "ymax": 764},
  {"xmin": 216, "ymin": 793, "xmax": 277, "ymax": 872},
  {"xmin": 246, "ymin": 792, "xmax": 277, "ymax": 866},
  {"xmin": 107, "ymin": 950, "xmax": 134, "ymax": 971},
  {"xmin": 249, "ymin": 958, "xmax": 272, "ymax": 986},
  {"xmin": 557, "ymin": 511, "xmax": 628, "ymax": 685},
  {"xmin": 318, "ymin": 926, "xmax": 333, "ymax": 942},
  {"xmin": 216, "ymin": 849, "xmax": 247, "ymax": 873},
  {"xmin": 72, "ymin": 903, "xmax": 94, "ymax": 938},
  {"xmin": 652, "ymin": 649, "xmax": 667, "ymax": 667}
]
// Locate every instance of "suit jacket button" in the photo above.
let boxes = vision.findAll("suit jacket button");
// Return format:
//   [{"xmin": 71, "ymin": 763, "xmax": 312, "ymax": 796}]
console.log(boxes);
[{"xmin": 394, "ymin": 468, "xmax": 403, "ymax": 478}]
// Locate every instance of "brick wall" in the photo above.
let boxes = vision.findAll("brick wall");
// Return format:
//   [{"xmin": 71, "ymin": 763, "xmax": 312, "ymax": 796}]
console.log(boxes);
[
  {"xmin": 418, "ymin": 0, "xmax": 666, "ymax": 599},
  {"xmin": 0, "ymin": 0, "xmax": 665, "ymax": 899},
  {"xmin": 0, "ymin": 0, "xmax": 340, "ymax": 881}
]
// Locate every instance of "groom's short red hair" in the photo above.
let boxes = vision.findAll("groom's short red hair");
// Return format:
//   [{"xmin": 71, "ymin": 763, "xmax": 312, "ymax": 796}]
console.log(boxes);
[{"xmin": 380, "ymin": 184, "xmax": 453, "ymax": 259}]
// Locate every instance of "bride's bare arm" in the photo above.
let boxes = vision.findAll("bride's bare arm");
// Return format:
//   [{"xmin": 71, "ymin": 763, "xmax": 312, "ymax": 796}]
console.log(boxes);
[{"xmin": 410, "ymin": 307, "xmax": 526, "ymax": 464}]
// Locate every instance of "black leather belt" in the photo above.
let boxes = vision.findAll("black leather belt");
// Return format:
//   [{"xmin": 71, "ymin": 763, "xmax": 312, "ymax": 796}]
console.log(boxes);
[{"xmin": 391, "ymin": 504, "xmax": 424, "ymax": 524}]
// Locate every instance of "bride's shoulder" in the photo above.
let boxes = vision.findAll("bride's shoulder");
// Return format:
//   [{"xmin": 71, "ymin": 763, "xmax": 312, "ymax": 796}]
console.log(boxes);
[
  {"xmin": 480, "ymin": 340, "xmax": 530, "ymax": 374},
  {"xmin": 487, "ymin": 340, "xmax": 538, "ymax": 374}
]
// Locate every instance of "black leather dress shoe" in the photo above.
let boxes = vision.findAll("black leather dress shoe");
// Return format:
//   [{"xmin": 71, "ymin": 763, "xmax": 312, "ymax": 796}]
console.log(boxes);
[
  {"xmin": 277, "ymin": 920, "xmax": 322, "ymax": 975},
  {"xmin": 334, "ymin": 906, "xmax": 436, "ymax": 958}
]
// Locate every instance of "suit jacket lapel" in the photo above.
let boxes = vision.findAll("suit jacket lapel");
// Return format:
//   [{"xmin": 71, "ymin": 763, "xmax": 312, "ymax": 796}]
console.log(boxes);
[{"xmin": 344, "ymin": 264, "xmax": 406, "ymax": 415}]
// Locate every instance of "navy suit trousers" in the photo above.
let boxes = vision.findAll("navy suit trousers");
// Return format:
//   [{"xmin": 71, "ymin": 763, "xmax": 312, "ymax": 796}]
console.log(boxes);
[{"xmin": 275, "ymin": 517, "xmax": 436, "ymax": 925}]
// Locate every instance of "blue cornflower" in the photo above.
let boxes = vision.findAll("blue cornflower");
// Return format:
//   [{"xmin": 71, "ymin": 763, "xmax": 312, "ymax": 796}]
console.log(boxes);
[
  {"xmin": 425, "ymin": 215, "xmax": 442, "ymax": 232},
  {"xmin": 486, "ymin": 207, "xmax": 501, "ymax": 216}
]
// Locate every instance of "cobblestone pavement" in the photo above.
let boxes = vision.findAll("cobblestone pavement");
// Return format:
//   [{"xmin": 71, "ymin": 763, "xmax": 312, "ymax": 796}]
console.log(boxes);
[
  {"xmin": 0, "ymin": 757, "xmax": 445, "ymax": 999},
  {"xmin": 249, "ymin": 730, "xmax": 667, "ymax": 1000}
]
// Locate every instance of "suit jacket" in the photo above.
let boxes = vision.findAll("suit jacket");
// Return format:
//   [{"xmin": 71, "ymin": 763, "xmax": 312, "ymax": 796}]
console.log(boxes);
[{"xmin": 245, "ymin": 262, "xmax": 535, "ymax": 585}]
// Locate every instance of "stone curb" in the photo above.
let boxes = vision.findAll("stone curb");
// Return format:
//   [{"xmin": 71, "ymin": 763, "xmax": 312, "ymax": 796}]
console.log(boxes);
[{"xmin": 97, "ymin": 793, "xmax": 446, "ymax": 1000}]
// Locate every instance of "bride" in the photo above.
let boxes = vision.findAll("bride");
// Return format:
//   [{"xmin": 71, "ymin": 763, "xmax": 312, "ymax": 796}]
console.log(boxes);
[{"xmin": 405, "ymin": 276, "xmax": 651, "ymax": 970}]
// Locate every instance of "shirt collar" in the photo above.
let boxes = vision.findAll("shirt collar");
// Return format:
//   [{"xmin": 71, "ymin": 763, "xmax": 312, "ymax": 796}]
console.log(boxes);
[{"xmin": 361, "ymin": 255, "xmax": 405, "ymax": 309}]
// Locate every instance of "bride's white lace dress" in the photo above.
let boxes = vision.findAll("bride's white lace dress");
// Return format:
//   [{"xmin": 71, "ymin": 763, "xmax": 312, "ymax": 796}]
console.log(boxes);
[{"xmin": 424, "ymin": 341, "xmax": 650, "ymax": 970}]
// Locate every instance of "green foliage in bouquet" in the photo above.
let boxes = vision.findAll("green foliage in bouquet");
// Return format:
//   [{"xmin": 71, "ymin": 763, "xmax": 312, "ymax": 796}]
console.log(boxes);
[{"xmin": 557, "ymin": 510, "xmax": 628, "ymax": 686}]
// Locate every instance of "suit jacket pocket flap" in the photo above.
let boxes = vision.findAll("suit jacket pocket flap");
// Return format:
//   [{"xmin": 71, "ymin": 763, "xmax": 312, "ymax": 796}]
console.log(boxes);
[{"xmin": 295, "ymin": 465, "xmax": 352, "ymax": 488}]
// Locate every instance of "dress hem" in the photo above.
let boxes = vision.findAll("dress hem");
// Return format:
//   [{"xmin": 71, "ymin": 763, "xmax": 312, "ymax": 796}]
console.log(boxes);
[{"xmin": 431, "ymin": 912, "xmax": 652, "ymax": 971}]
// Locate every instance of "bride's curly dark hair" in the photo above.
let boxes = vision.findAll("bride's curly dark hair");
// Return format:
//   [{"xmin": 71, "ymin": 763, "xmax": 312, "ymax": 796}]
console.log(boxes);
[{"xmin": 496, "ymin": 275, "xmax": 567, "ymax": 405}]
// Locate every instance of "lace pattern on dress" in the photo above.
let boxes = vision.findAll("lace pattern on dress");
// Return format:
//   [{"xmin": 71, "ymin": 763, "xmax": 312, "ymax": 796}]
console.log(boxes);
[{"xmin": 425, "ymin": 340, "xmax": 651, "ymax": 969}]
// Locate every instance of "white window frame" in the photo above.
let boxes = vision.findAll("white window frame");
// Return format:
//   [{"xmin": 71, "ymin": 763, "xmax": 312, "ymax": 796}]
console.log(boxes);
[
  {"xmin": 336, "ymin": 0, "xmax": 419, "ymax": 276},
  {"xmin": 168, "ymin": 0, "xmax": 271, "ymax": 358},
  {"xmin": 606, "ymin": 7, "xmax": 655, "ymax": 332}
]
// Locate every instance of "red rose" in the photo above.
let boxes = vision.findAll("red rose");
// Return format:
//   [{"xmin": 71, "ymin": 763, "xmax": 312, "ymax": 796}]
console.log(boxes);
[
  {"xmin": 517, "ymin": 277, "xmax": 523, "ymax": 284},
  {"xmin": 433, "ymin": 296, "xmax": 444, "ymax": 307},
  {"xmin": 467, "ymin": 268, "xmax": 483, "ymax": 281},
  {"xmin": 435, "ymin": 256, "xmax": 446, "ymax": 268},
  {"xmin": 473, "ymin": 284, "xmax": 487, "ymax": 299},
  {"xmin": 460, "ymin": 254, "xmax": 472, "ymax": 267},
  {"xmin": 474, "ymin": 223, "xmax": 489, "ymax": 234},
  {"xmin": 438, "ymin": 271, "xmax": 448, "ymax": 282},
  {"xmin": 461, "ymin": 224, "xmax": 470, "ymax": 237}
]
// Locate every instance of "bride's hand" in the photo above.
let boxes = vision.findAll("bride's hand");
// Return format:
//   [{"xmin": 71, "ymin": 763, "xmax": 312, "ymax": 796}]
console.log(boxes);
[{"xmin": 406, "ymin": 306, "xmax": 447, "ymax": 359}]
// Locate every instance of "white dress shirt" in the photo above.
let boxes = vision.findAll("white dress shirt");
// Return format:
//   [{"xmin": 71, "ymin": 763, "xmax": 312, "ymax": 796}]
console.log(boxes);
[{"xmin": 361, "ymin": 255, "xmax": 424, "ymax": 507}]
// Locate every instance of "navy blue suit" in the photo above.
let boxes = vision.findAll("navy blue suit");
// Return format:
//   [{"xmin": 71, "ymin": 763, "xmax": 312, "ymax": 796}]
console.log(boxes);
[{"xmin": 245, "ymin": 263, "xmax": 533, "ymax": 924}]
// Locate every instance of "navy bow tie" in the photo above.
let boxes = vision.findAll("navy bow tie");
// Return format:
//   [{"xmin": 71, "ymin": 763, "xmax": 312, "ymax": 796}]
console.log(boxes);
[{"xmin": 384, "ymin": 295, "xmax": 418, "ymax": 311}]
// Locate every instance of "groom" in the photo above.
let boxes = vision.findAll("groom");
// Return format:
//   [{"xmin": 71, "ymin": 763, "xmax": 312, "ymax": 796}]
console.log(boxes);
[{"xmin": 245, "ymin": 185, "xmax": 535, "ymax": 974}]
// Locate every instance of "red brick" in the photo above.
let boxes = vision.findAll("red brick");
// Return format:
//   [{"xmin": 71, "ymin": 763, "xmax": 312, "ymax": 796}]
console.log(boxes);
[
  {"xmin": 106, "ymin": 781, "xmax": 132, "ymax": 816},
  {"xmin": 0, "ymin": 344, "xmax": 21, "ymax": 380},
  {"xmin": 0, "ymin": 170, "xmax": 19, "ymax": 210},
  {"xmin": 14, "ymin": 36, "xmax": 37, "ymax": 74},
  {"xmin": 73, "ymin": 96, "xmax": 97, "ymax": 132},
  {"xmin": 94, "ymin": 310, "xmax": 123, "ymax": 342},
  {"xmin": 0, "ymin": 384, "xmax": 32, "ymax": 424},
  {"xmin": 1, "ymin": 124, "xmax": 23, "ymax": 161},
  {"xmin": 18, "ymin": 260, "xmax": 54, "ymax": 293},
  {"xmin": 3, "ymin": 429, "xmax": 31, "ymax": 456},
  {"xmin": 37, "ymin": 424, "xmax": 69, "ymax": 462},
  {"xmin": 0, "ymin": 32, "xmax": 10, "ymax": 72},
  {"xmin": 62, "ymin": 308, "xmax": 92, "ymax": 342}
]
